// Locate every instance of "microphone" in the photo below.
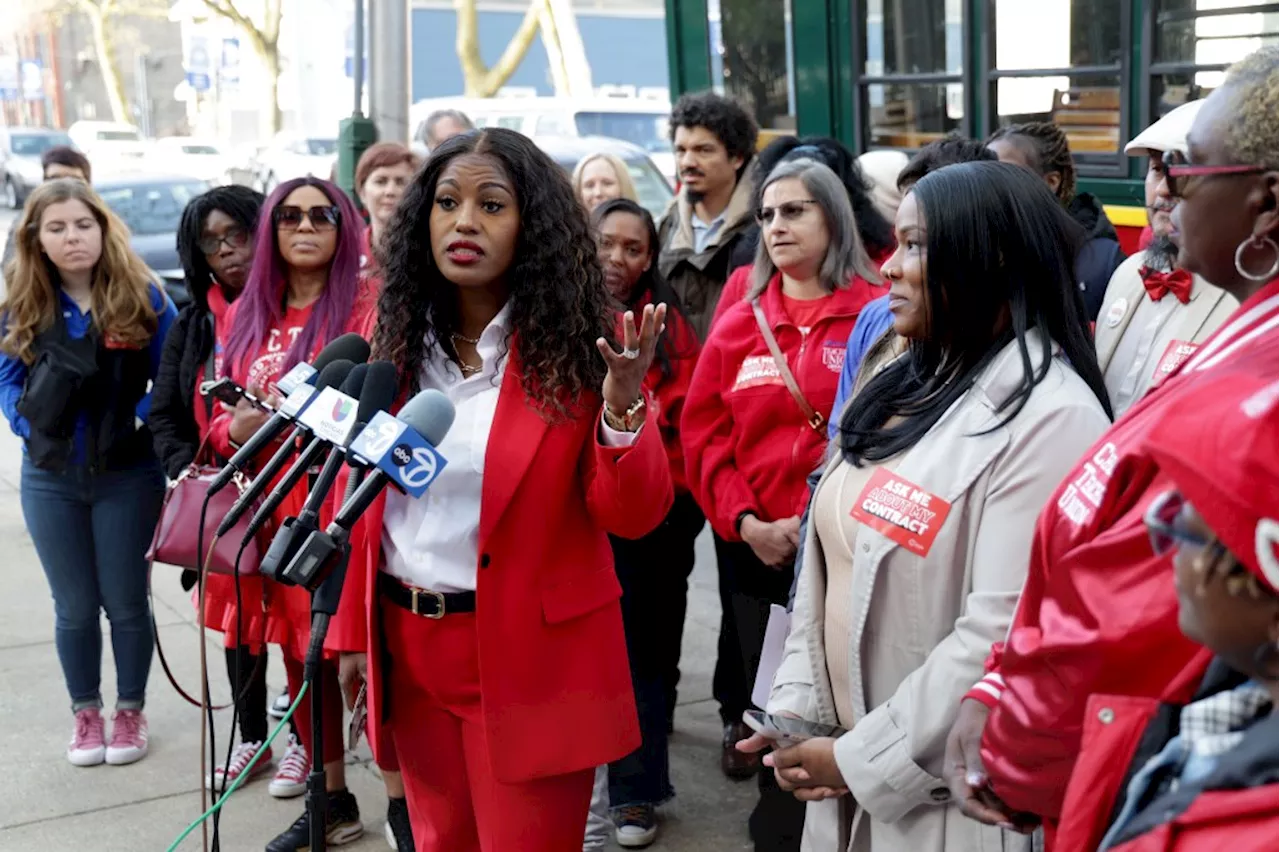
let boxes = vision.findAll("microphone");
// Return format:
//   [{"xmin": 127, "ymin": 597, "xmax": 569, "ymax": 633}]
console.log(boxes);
[
  {"xmin": 214, "ymin": 359, "xmax": 356, "ymax": 537},
  {"xmin": 281, "ymin": 388, "xmax": 456, "ymax": 591},
  {"xmin": 253, "ymin": 364, "xmax": 368, "ymax": 581},
  {"xmin": 207, "ymin": 333, "xmax": 370, "ymax": 496},
  {"xmin": 275, "ymin": 332, "xmax": 370, "ymax": 397},
  {"xmin": 296, "ymin": 361, "xmax": 399, "ymax": 528}
]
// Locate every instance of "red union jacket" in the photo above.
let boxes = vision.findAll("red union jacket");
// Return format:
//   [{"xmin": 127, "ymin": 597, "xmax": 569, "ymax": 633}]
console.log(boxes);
[
  {"xmin": 1054, "ymin": 661, "xmax": 1279, "ymax": 852},
  {"xmin": 325, "ymin": 351, "xmax": 673, "ymax": 783},
  {"xmin": 971, "ymin": 280, "xmax": 1279, "ymax": 829},
  {"xmin": 681, "ymin": 274, "xmax": 883, "ymax": 539}
]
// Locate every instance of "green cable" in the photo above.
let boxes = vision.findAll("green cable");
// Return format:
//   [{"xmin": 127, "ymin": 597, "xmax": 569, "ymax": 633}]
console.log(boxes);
[{"xmin": 165, "ymin": 682, "xmax": 311, "ymax": 852}]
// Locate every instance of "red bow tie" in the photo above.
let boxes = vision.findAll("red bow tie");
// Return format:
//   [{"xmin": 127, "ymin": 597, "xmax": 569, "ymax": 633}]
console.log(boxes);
[{"xmin": 1139, "ymin": 266, "xmax": 1193, "ymax": 304}]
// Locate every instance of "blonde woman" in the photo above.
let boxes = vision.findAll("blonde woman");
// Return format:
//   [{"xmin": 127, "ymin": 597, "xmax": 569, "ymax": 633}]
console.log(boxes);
[
  {"xmin": 573, "ymin": 152, "xmax": 638, "ymax": 212},
  {"xmin": 0, "ymin": 179, "xmax": 176, "ymax": 766}
]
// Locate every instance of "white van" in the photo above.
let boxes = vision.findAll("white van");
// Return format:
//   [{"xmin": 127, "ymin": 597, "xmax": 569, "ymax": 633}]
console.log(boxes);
[
  {"xmin": 410, "ymin": 96, "xmax": 675, "ymax": 185},
  {"xmin": 67, "ymin": 121, "xmax": 148, "ymax": 172}
]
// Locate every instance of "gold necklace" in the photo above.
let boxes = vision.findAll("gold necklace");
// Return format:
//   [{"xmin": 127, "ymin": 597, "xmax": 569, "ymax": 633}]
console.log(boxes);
[{"xmin": 451, "ymin": 331, "xmax": 481, "ymax": 346}]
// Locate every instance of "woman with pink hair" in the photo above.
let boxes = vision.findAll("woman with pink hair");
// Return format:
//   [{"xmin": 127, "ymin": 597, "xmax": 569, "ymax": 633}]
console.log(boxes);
[{"xmin": 204, "ymin": 177, "xmax": 376, "ymax": 849}]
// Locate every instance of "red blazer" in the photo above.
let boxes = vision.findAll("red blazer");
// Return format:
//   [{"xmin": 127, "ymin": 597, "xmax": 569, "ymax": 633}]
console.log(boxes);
[{"xmin": 327, "ymin": 356, "xmax": 674, "ymax": 783}]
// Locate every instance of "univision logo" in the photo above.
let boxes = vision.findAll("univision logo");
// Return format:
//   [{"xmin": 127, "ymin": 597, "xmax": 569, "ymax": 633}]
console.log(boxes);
[{"xmin": 332, "ymin": 397, "xmax": 354, "ymax": 421}]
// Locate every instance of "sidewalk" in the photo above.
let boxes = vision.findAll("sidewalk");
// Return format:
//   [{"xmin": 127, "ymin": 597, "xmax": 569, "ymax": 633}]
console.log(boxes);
[{"xmin": 0, "ymin": 210, "xmax": 755, "ymax": 849}]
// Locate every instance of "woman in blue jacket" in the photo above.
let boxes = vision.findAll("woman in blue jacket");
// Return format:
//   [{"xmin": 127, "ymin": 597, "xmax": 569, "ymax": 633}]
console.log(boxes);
[{"xmin": 0, "ymin": 178, "xmax": 176, "ymax": 767}]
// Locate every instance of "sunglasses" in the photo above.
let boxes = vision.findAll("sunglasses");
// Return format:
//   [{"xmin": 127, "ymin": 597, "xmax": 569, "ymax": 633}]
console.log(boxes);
[
  {"xmin": 1161, "ymin": 150, "xmax": 1268, "ymax": 198},
  {"xmin": 197, "ymin": 226, "xmax": 250, "ymax": 256},
  {"xmin": 273, "ymin": 205, "xmax": 340, "ymax": 231},
  {"xmin": 756, "ymin": 199, "xmax": 819, "ymax": 226},
  {"xmin": 1144, "ymin": 489, "xmax": 1222, "ymax": 557}
]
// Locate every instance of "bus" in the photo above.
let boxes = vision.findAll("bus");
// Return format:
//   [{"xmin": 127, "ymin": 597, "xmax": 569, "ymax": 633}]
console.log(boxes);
[{"xmin": 662, "ymin": 0, "xmax": 1277, "ymax": 252}]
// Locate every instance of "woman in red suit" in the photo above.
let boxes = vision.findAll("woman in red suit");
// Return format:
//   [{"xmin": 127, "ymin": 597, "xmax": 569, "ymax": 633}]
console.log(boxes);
[{"xmin": 330, "ymin": 127, "xmax": 674, "ymax": 851}]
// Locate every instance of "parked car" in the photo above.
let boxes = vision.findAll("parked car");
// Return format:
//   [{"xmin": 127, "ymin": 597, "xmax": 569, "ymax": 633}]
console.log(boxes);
[
  {"xmin": 531, "ymin": 135, "xmax": 673, "ymax": 221},
  {"xmin": 410, "ymin": 96, "xmax": 675, "ymax": 184},
  {"xmin": 153, "ymin": 137, "xmax": 232, "ymax": 184},
  {"xmin": 68, "ymin": 121, "xmax": 148, "ymax": 172},
  {"xmin": 95, "ymin": 173, "xmax": 209, "ymax": 308},
  {"xmin": 254, "ymin": 134, "xmax": 338, "ymax": 192},
  {"xmin": 0, "ymin": 126, "xmax": 76, "ymax": 208}
]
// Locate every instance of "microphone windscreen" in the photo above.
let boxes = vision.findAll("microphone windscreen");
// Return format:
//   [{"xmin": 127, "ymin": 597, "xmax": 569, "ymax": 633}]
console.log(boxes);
[
  {"xmin": 312, "ymin": 333, "xmax": 371, "ymax": 372},
  {"xmin": 398, "ymin": 388, "xmax": 456, "ymax": 446},
  {"xmin": 340, "ymin": 363, "xmax": 369, "ymax": 398},
  {"xmin": 357, "ymin": 361, "xmax": 399, "ymax": 424},
  {"xmin": 313, "ymin": 359, "xmax": 354, "ymax": 392}
]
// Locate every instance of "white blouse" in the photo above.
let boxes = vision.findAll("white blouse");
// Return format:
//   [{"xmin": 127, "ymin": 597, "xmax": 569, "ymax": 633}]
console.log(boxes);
[{"xmin": 380, "ymin": 306, "xmax": 637, "ymax": 593}]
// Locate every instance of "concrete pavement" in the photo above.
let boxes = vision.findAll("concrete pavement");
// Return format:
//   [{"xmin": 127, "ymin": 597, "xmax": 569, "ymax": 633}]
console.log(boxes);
[{"xmin": 0, "ymin": 209, "xmax": 756, "ymax": 851}]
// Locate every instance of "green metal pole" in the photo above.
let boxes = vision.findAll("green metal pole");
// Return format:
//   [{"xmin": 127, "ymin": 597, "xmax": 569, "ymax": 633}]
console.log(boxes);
[{"xmin": 338, "ymin": 0, "xmax": 377, "ymax": 202}]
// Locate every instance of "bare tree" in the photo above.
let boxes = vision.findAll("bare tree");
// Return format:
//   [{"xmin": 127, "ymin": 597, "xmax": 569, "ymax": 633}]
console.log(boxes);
[
  {"xmin": 455, "ymin": 0, "xmax": 542, "ymax": 98},
  {"xmin": 190, "ymin": 0, "xmax": 283, "ymax": 135}
]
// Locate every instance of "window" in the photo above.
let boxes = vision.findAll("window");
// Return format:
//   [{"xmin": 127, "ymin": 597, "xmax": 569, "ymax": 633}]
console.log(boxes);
[
  {"xmin": 536, "ymin": 113, "xmax": 569, "ymax": 136},
  {"xmin": 1147, "ymin": 1, "xmax": 1278, "ymax": 121},
  {"xmin": 574, "ymin": 112, "xmax": 671, "ymax": 155},
  {"xmin": 495, "ymin": 116, "xmax": 524, "ymax": 131},
  {"xmin": 988, "ymin": 0, "xmax": 1129, "ymax": 172},
  {"xmin": 99, "ymin": 182, "xmax": 207, "ymax": 236},
  {"xmin": 856, "ymin": 0, "xmax": 966, "ymax": 149},
  {"xmin": 709, "ymin": 0, "xmax": 797, "ymax": 131},
  {"xmin": 10, "ymin": 133, "xmax": 73, "ymax": 156}
]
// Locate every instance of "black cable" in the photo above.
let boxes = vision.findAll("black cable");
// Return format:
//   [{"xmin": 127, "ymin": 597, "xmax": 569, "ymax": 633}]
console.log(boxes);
[
  {"xmin": 194, "ymin": 492, "xmax": 216, "ymax": 852},
  {"xmin": 209, "ymin": 537, "xmax": 251, "ymax": 851}
]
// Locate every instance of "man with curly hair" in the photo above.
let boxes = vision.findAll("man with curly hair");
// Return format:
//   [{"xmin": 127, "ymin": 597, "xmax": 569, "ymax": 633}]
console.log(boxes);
[{"xmin": 658, "ymin": 91, "xmax": 758, "ymax": 342}]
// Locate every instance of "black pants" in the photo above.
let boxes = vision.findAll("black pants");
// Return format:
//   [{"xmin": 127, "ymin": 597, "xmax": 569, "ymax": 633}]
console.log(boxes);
[
  {"xmin": 608, "ymin": 493, "xmax": 704, "ymax": 807},
  {"xmin": 225, "ymin": 644, "xmax": 270, "ymax": 744},
  {"xmin": 715, "ymin": 537, "xmax": 806, "ymax": 852}
]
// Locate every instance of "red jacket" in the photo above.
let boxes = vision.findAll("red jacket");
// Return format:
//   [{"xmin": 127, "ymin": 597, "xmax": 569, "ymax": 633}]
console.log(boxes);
[
  {"xmin": 326, "ymin": 354, "xmax": 674, "ymax": 783},
  {"xmin": 974, "ymin": 280, "xmax": 1280, "ymax": 828},
  {"xmin": 682, "ymin": 274, "xmax": 882, "ymax": 539},
  {"xmin": 624, "ymin": 295, "xmax": 700, "ymax": 494},
  {"xmin": 1055, "ymin": 662, "xmax": 1278, "ymax": 852}
]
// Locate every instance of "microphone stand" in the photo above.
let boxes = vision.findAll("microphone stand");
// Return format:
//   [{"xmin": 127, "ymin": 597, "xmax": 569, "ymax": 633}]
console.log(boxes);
[{"xmin": 299, "ymin": 469, "xmax": 366, "ymax": 852}]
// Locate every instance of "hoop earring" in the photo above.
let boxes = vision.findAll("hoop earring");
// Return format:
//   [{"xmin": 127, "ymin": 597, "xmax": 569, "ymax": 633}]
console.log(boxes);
[
  {"xmin": 1252, "ymin": 640, "xmax": 1279, "ymax": 680},
  {"xmin": 1234, "ymin": 235, "xmax": 1279, "ymax": 282}
]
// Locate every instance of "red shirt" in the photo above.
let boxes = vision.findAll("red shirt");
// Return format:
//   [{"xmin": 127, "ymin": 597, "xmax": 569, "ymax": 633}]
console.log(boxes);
[
  {"xmin": 201, "ymin": 284, "xmax": 377, "ymax": 658},
  {"xmin": 682, "ymin": 274, "xmax": 880, "ymax": 539},
  {"xmin": 976, "ymin": 280, "xmax": 1280, "ymax": 829}
]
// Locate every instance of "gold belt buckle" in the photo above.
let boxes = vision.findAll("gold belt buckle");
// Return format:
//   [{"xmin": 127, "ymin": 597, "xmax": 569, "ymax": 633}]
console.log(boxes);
[{"xmin": 410, "ymin": 587, "xmax": 446, "ymax": 619}]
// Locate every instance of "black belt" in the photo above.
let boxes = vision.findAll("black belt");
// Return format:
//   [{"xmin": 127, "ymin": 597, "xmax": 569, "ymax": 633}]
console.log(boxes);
[{"xmin": 378, "ymin": 571, "xmax": 476, "ymax": 619}]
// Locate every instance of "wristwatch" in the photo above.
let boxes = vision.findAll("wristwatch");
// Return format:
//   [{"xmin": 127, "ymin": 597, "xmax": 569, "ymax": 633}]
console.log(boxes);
[{"xmin": 604, "ymin": 395, "xmax": 646, "ymax": 432}]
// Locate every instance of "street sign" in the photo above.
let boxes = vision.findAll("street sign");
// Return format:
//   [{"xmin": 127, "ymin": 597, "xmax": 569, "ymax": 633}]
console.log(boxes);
[
  {"xmin": 20, "ymin": 60, "xmax": 42, "ymax": 100},
  {"xmin": 0, "ymin": 56, "xmax": 18, "ymax": 100},
  {"xmin": 184, "ymin": 33, "xmax": 212, "ymax": 92},
  {"xmin": 219, "ymin": 37, "xmax": 240, "ymax": 90}
]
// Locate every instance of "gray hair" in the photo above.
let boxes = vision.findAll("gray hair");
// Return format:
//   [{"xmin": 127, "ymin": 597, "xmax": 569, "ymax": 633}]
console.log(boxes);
[
  {"xmin": 425, "ymin": 109, "xmax": 475, "ymax": 148},
  {"xmin": 749, "ymin": 158, "xmax": 883, "ymax": 299}
]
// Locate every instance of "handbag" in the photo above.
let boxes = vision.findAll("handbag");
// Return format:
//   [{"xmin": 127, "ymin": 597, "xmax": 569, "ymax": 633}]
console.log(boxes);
[
  {"xmin": 146, "ymin": 327, "xmax": 272, "ymax": 575},
  {"xmin": 751, "ymin": 298, "xmax": 826, "ymax": 434}
]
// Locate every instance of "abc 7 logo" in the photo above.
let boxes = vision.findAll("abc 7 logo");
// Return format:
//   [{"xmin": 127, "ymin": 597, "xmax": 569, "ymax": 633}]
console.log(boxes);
[{"xmin": 390, "ymin": 443, "xmax": 438, "ymax": 489}]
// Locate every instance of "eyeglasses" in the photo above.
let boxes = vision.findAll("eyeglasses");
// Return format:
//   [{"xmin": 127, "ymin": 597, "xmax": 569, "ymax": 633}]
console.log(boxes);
[
  {"xmin": 1144, "ymin": 489, "xmax": 1222, "ymax": 557},
  {"xmin": 756, "ymin": 199, "xmax": 819, "ymax": 225},
  {"xmin": 273, "ymin": 205, "xmax": 340, "ymax": 231},
  {"xmin": 1161, "ymin": 150, "xmax": 1268, "ymax": 198},
  {"xmin": 197, "ymin": 226, "xmax": 250, "ymax": 256}
]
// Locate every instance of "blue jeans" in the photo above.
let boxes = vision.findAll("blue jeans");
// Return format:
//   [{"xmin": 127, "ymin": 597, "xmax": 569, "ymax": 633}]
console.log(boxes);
[{"xmin": 20, "ymin": 457, "xmax": 165, "ymax": 711}]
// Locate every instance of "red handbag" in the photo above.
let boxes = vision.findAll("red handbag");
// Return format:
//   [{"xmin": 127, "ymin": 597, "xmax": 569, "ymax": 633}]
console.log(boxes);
[{"xmin": 147, "ymin": 434, "xmax": 271, "ymax": 575}]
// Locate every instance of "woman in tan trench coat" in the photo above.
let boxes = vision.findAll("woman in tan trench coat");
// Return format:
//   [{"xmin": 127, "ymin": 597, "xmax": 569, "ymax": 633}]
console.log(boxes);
[{"xmin": 743, "ymin": 161, "xmax": 1114, "ymax": 851}]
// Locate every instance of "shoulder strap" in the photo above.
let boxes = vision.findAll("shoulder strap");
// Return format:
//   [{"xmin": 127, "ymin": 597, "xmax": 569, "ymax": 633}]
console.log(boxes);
[{"xmin": 751, "ymin": 298, "xmax": 825, "ymax": 434}]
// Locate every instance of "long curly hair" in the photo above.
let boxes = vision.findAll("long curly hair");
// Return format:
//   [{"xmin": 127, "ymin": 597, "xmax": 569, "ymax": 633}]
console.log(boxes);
[
  {"xmin": 1, "ymin": 178, "xmax": 157, "ymax": 364},
  {"xmin": 222, "ymin": 177, "xmax": 364, "ymax": 376},
  {"xmin": 373, "ymin": 127, "xmax": 614, "ymax": 418}
]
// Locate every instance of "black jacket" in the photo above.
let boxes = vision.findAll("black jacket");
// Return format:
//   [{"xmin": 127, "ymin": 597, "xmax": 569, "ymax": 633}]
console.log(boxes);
[
  {"xmin": 150, "ymin": 303, "xmax": 218, "ymax": 479},
  {"xmin": 1070, "ymin": 192, "xmax": 1127, "ymax": 322}
]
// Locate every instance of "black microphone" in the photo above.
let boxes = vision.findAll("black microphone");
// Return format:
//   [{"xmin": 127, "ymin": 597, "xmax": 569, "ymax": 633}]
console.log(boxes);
[
  {"xmin": 207, "ymin": 334, "xmax": 370, "ymax": 496},
  {"xmin": 214, "ymin": 359, "xmax": 356, "ymax": 538},
  {"xmin": 283, "ymin": 388, "xmax": 456, "ymax": 592},
  {"xmin": 246, "ymin": 363, "xmax": 368, "ymax": 564}
]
